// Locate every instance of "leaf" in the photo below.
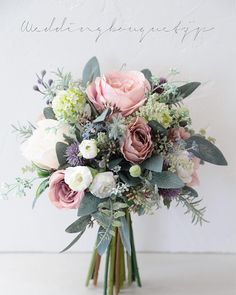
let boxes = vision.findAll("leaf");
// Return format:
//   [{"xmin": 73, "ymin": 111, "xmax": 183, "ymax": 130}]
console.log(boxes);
[
  {"xmin": 92, "ymin": 212, "xmax": 111, "ymax": 228},
  {"xmin": 32, "ymin": 178, "xmax": 49, "ymax": 209},
  {"xmin": 182, "ymin": 186, "xmax": 198, "ymax": 198},
  {"xmin": 151, "ymin": 171, "xmax": 184, "ymax": 189},
  {"xmin": 119, "ymin": 216, "xmax": 131, "ymax": 255},
  {"xmin": 93, "ymin": 108, "xmax": 111, "ymax": 123},
  {"xmin": 141, "ymin": 69, "xmax": 152, "ymax": 84},
  {"xmin": 56, "ymin": 142, "xmax": 68, "ymax": 166},
  {"xmin": 177, "ymin": 82, "xmax": 201, "ymax": 99},
  {"xmin": 35, "ymin": 178, "xmax": 49, "ymax": 198},
  {"xmin": 65, "ymin": 215, "xmax": 91, "ymax": 233},
  {"xmin": 60, "ymin": 230, "xmax": 85, "ymax": 253},
  {"xmin": 43, "ymin": 107, "xmax": 56, "ymax": 120},
  {"xmin": 185, "ymin": 135, "xmax": 227, "ymax": 166},
  {"xmin": 148, "ymin": 120, "xmax": 167, "ymax": 135},
  {"xmin": 142, "ymin": 154, "xmax": 163, "ymax": 172},
  {"xmin": 112, "ymin": 202, "xmax": 128, "ymax": 211},
  {"xmin": 82, "ymin": 56, "xmax": 101, "ymax": 86},
  {"xmin": 108, "ymin": 158, "xmax": 123, "ymax": 169},
  {"xmin": 118, "ymin": 172, "xmax": 140, "ymax": 186},
  {"xmin": 33, "ymin": 163, "xmax": 51, "ymax": 178},
  {"xmin": 77, "ymin": 192, "xmax": 103, "ymax": 217},
  {"xmin": 96, "ymin": 226, "xmax": 112, "ymax": 256}
]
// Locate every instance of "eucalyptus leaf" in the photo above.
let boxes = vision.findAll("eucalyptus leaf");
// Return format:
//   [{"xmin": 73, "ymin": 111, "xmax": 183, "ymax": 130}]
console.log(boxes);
[
  {"xmin": 35, "ymin": 178, "xmax": 49, "ymax": 198},
  {"xmin": 108, "ymin": 158, "xmax": 122, "ymax": 169},
  {"xmin": 60, "ymin": 230, "xmax": 85, "ymax": 253},
  {"xmin": 93, "ymin": 108, "xmax": 111, "ymax": 123},
  {"xmin": 178, "ymin": 82, "xmax": 201, "ymax": 99},
  {"xmin": 119, "ymin": 216, "xmax": 131, "ymax": 255},
  {"xmin": 43, "ymin": 107, "xmax": 56, "ymax": 120},
  {"xmin": 148, "ymin": 120, "xmax": 167, "ymax": 135},
  {"xmin": 56, "ymin": 142, "xmax": 68, "ymax": 166},
  {"xmin": 77, "ymin": 192, "xmax": 103, "ymax": 217},
  {"xmin": 151, "ymin": 171, "xmax": 184, "ymax": 189},
  {"xmin": 185, "ymin": 135, "xmax": 227, "ymax": 166},
  {"xmin": 141, "ymin": 69, "xmax": 152, "ymax": 84},
  {"xmin": 96, "ymin": 226, "xmax": 112, "ymax": 256},
  {"xmin": 82, "ymin": 56, "xmax": 100, "ymax": 86},
  {"xmin": 65, "ymin": 215, "xmax": 91, "ymax": 233},
  {"xmin": 142, "ymin": 154, "xmax": 163, "ymax": 173},
  {"xmin": 32, "ymin": 178, "xmax": 49, "ymax": 209},
  {"xmin": 118, "ymin": 172, "xmax": 140, "ymax": 186}
]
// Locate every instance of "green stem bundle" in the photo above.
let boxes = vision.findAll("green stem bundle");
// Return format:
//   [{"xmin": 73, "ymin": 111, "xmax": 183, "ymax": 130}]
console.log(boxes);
[{"xmin": 86, "ymin": 213, "xmax": 141, "ymax": 295}]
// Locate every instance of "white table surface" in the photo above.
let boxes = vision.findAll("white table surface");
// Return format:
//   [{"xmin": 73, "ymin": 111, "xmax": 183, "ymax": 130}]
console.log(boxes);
[{"xmin": 0, "ymin": 253, "xmax": 235, "ymax": 295}]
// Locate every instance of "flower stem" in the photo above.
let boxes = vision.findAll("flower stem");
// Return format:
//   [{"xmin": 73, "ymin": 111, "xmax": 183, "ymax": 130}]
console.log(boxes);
[
  {"xmin": 103, "ymin": 243, "xmax": 111, "ymax": 295},
  {"xmin": 108, "ymin": 231, "xmax": 116, "ymax": 295},
  {"xmin": 129, "ymin": 214, "xmax": 142, "ymax": 287},
  {"xmin": 93, "ymin": 253, "xmax": 101, "ymax": 286},
  {"xmin": 85, "ymin": 246, "xmax": 97, "ymax": 287},
  {"xmin": 115, "ymin": 232, "xmax": 121, "ymax": 295}
]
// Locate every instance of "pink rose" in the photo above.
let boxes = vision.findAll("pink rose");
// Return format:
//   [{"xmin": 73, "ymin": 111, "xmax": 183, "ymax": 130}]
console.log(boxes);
[
  {"xmin": 187, "ymin": 157, "xmax": 200, "ymax": 187},
  {"xmin": 168, "ymin": 127, "xmax": 190, "ymax": 143},
  {"xmin": 48, "ymin": 170, "xmax": 84, "ymax": 209},
  {"xmin": 86, "ymin": 71, "xmax": 150, "ymax": 116},
  {"xmin": 121, "ymin": 117, "xmax": 154, "ymax": 164}
]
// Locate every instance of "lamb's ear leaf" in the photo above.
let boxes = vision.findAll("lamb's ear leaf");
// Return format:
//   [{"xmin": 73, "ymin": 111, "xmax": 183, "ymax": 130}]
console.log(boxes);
[
  {"xmin": 65, "ymin": 215, "xmax": 91, "ymax": 233},
  {"xmin": 119, "ymin": 216, "xmax": 131, "ymax": 255},
  {"xmin": 56, "ymin": 142, "xmax": 68, "ymax": 166},
  {"xmin": 185, "ymin": 135, "xmax": 227, "ymax": 166},
  {"xmin": 96, "ymin": 226, "xmax": 112, "ymax": 256},
  {"xmin": 43, "ymin": 107, "xmax": 56, "ymax": 120},
  {"xmin": 82, "ymin": 56, "xmax": 101, "ymax": 86},
  {"xmin": 60, "ymin": 230, "xmax": 85, "ymax": 253}
]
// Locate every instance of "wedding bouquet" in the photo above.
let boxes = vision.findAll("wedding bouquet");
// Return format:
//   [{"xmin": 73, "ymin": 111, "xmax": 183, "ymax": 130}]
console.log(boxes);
[{"xmin": 1, "ymin": 57, "xmax": 227, "ymax": 295}]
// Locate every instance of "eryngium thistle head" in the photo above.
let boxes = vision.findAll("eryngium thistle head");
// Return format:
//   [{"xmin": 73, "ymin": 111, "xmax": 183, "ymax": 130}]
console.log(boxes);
[
  {"xmin": 159, "ymin": 188, "xmax": 181, "ymax": 199},
  {"xmin": 65, "ymin": 142, "xmax": 84, "ymax": 166}
]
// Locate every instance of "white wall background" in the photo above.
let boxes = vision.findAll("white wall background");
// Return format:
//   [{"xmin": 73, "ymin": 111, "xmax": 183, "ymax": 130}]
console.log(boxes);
[{"xmin": 0, "ymin": 0, "xmax": 235, "ymax": 253}]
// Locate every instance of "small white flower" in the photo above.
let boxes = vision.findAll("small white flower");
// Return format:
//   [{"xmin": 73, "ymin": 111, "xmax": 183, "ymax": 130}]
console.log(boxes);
[
  {"xmin": 79, "ymin": 139, "xmax": 98, "ymax": 159},
  {"xmin": 90, "ymin": 172, "xmax": 116, "ymax": 198},
  {"xmin": 64, "ymin": 166, "xmax": 93, "ymax": 191},
  {"xmin": 175, "ymin": 152, "xmax": 194, "ymax": 183}
]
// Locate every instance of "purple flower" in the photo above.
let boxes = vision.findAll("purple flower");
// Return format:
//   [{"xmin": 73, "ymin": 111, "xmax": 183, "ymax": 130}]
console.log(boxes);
[
  {"xmin": 159, "ymin": 188, "xmax": 181, "ymax": 199},
  {"xmin": 65, "ymin": 143, "xmax": 84, "ymax": 167}
]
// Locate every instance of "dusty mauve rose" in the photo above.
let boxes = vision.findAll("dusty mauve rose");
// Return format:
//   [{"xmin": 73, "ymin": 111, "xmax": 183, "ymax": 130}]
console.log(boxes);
[
  {"xmin": 48, "ymin": 170, "xmax": 84, "ymax": 209},
  {"xmin": 168, "ymin": 127, "xmax": 190, "ymax": 142},
  {"xmin": 121, "ymin": 117, "xmax": 154, "ymax": 164},
  {"xmin": 86, "ymin": 71, "xmax": 150, "ymax": 116}
]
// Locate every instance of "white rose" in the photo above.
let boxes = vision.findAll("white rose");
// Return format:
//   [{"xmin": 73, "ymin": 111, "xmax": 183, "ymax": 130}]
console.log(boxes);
[
  {"xmin": 79, "ymin": 139, "xmax": 98, "ymax": 159},
  {"xmin": 64, "ymin": 166, "xmax": 93, "ymax": 191},
  {"xmin": 175, "ymin": 152, "xmax": 194, "ymax": 183},
  {"xmin": 90, "ymin": 172, "xmax": 116, "ymax": 198},
  {"xmin": 21, "ymin": 119, "xmax": 74, "ymax": 170}
]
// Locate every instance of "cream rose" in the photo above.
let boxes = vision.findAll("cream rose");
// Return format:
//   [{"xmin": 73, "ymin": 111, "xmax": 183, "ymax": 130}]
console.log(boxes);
[
  {"xmin": 21, "ymin": 119, "xmax": 74, "ymax": 170},
  {"xmin": 90, "ymin": 172, "xmax": 116, "ymax": 198}
]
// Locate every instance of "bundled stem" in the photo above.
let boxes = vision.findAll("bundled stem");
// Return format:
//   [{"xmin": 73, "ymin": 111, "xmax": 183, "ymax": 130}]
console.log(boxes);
[{"xmin": 86, "ymin": 214, "xmax": 141, "ymax": 295}]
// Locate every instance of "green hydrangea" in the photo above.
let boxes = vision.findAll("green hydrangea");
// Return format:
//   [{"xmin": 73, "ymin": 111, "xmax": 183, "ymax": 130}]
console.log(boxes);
[
  {"xmin": 138, "ymin": 94, "xmax": 172, "ymax": 128},
  {"xmin": 52, "ymin": 88, "xmax": 86, "ymax": 123}
]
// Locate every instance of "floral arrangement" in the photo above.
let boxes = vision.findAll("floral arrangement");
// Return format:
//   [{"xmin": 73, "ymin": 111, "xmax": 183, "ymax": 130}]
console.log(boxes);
[{"xmin": 1, "ymin": 57, "xmax": 227, "ymax": 295}]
